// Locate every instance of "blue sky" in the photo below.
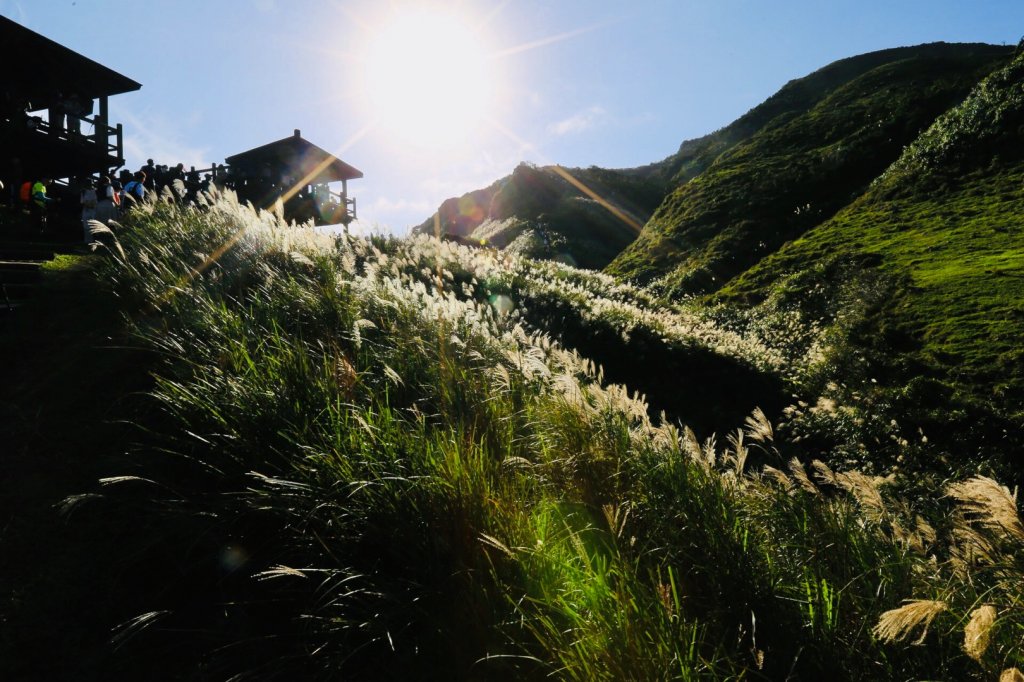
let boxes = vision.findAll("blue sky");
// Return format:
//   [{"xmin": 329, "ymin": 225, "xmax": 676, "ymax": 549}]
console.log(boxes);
[{"xmin": 3, "ymin": 1, "xmax": 1023, "ymax": 233}]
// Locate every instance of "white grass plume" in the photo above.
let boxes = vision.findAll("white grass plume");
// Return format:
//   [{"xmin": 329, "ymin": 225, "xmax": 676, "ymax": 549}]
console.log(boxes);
[
  {"xmin": 963, "ymin": 604, "xmax": 997, "ymax": 662},
  {"xmin": 873, "ymin": 599, "xmax": 947, "ymax": 645},
  {"xmin": 834, "ymin": 470, "xmax": 889, "ymax": 524},
  {"xmin": 743, "ymin": 407, "xmax": 774, "ymax": 444},
  {"xmin": 947, "ymin": 476, "xmax": 1024, "ymax": 543},
  {"xmin": 788, "ymin": 457, "xmax": 819, "ymax": 495},
  {"xmin": 255, "ymin": 565, "xmax": 309, "ymax": 581}
]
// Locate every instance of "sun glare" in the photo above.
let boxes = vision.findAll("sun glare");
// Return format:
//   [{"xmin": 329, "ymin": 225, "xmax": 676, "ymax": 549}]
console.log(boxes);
[{"xmin": 359, "ymin": 7, "xmax": 495, "ymax": 150}]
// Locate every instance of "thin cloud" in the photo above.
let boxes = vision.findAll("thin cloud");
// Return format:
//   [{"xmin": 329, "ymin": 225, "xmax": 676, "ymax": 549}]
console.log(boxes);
[
  {"xmin": 370, "ymin": 196, "xmax": 433, "ymax": 214},
  {"xmin": 489, "ymin": 21, "xmax": 612, "ymax": 60},
  {"xmin": 0, "ymin": 1, "xmax": 30, "ymax": 24},
  {"xmin": 115, "ymin": 106, "xmax": 211, "ymax": 171},
  {"xmin": 548, "ymin": 106, "xmax": 609, "ymax": 136}
]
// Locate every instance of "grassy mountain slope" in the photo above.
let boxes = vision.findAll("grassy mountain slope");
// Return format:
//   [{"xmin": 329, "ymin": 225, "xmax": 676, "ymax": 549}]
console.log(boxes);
[
  {"xmin": 4, "ymin": 195, "xmax": 1024, "ymax": 680},
  {"xmin": 9, "ymin": 42, "xmax": 1024, "ymax": 682},
  {"xmin": 722, "ymin": 48, "xmax": 1024, "ymax": 413},
  {"xmin": 411, "ymin": 162, "xmax": 662, "ymax": 270},
  {"xmin": 417, "ymin": 44, "xmax": 1013, "ymax": 293},
  {"xmin": 635, "ymin": 43, "xmax": 1009, "ymax": 188},
  {"xmin": 607, "ymin": 43, "xmax": 1014, "ymax": 294}
]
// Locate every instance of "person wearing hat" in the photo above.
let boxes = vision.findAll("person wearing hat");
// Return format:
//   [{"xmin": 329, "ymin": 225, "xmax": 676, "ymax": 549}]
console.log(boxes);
[{"xmin": 80, "ymin": 177, "xmax": 98, "ymax": 243}]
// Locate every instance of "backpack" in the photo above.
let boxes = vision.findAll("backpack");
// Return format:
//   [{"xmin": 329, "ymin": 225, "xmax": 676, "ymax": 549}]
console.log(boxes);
[
  {"xmin": 19, "ymin": 181, "xmax": 32, "ymax": 203},
  {"xmin": 124, "ymin": 181, "xmax": 144, "ymax": 201}
]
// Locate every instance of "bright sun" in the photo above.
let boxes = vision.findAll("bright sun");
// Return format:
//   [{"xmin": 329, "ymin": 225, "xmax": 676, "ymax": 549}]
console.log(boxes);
[{"xmin": 359, "ymin": 7, "xmax": 495, "ymax": 150}]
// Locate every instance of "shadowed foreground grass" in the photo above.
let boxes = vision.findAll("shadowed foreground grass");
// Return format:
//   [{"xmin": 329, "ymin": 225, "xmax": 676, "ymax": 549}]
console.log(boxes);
[{"xmin": 0, "ymin": 252, "xmax": 159, "ymax": 679}]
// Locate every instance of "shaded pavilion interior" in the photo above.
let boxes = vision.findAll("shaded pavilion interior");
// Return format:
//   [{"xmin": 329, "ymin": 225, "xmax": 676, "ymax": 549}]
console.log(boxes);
[
  {"xmin": 222, "ymin": 130, "xmax": 363, "ymax": 225},
  {"xmin": 0, "ymin": 16, "xmax": 141, "ymax": 185}
]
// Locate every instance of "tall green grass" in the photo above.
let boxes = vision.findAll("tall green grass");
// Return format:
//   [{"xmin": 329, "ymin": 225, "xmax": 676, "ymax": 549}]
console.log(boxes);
[{"xmin": 62, "ymin": 191, "xmax": 1024, "ymax": 679}]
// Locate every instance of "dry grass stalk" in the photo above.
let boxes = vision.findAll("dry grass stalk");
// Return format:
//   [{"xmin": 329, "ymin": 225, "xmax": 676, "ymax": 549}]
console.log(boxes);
[
  {"xmin": 743, "ymin": 407, "xmax": 774, "ymax": 444},
  {"xmin": 950, "ymin": 525, "xmax": 997, "ymax": 571},
  {"xmin": 947, "ymin": 476, "xmax": 1024, "ymax": 543},
  {"xmin": 682, "ymin": 425, "xmax": 702, "ymax": 463},
  {"xmin": 479, "ymin": 533, "xmax": 515, "ymax": 557},
  {"xmin": 788, "ymin": 458, "xmax": 820, "ymax": 495},
  {"xmin": 835, "ymin": 470, "xmax": 888, "ymax": 524},
  {"xmin": 602, "ymin": 503, "xmax": 630, "ymax": 539},
  {"xmin": 811, "ymin": 459, "xmax": 837, "ymax": 486},
  {"xmin": 873, "ymin": 599, "xmax": 948, "ymax": 645},
  {"xmin": 333, "ymin": 353, "xmax": 357, "ymax": 393},
  {"xmin": 913, "ymin": 514, "xmax": 937, "ymax": 547},
  {"xmin": 255, "ymin": 565, "xmax": 309, "ymax": 581},
  {"xmin": 726, "ymin": 429, "xmax": 749, "ymax": 476},
  {"xmin": 501, "ymin": 456, "xmax": 534, "ymax": 471},
  {"xmin": 963, "ymin": 604, "xmax": 997, "ymax": 661},
  {"xmin": 763, "ymin": 465, "xmax": 794, "ymax": 492},
  {"xmin": 891, "ymin": 514, "xmax": 937, "ymax": 553}
]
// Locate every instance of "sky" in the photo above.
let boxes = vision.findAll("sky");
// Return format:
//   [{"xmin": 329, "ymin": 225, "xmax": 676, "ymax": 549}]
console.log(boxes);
[{"xmin": 3, "ymin": 1, "xmax": 1023, "ymax": 234}]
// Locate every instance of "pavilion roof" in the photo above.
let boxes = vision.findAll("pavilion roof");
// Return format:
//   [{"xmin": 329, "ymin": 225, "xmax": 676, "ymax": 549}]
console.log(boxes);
[
  {"xmin": 1, "ymin": 16, "xmax": 142, "ymax": 107},
  {"xmin": 225, "ymin": 130, "xmax": 364, "ymax": 183}
]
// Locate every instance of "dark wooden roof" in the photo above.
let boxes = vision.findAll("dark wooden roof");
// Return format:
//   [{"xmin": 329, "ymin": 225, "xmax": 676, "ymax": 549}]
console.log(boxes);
[
  {"xmin": 1, "ymin": 16, "xmax": 142, "ymax": 107},
  {"xmin": 225, "ymin": 130, "xmax": 364, "ymax": 183}
]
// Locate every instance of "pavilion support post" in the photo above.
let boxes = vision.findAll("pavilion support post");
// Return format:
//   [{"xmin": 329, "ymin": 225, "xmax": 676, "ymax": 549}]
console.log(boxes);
[{"xmin": 95, "ymin": 95, "xmax": 109, "ymax": 150}]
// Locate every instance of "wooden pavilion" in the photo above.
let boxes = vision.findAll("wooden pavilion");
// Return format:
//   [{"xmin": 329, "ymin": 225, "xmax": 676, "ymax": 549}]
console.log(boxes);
[
  {"xmin": 222, "ymin": 130, "xmax": 363, "ymax": 225},
  {"xmin": 0, "ymin": 16, "xmax": 141, "ymax": 189}
]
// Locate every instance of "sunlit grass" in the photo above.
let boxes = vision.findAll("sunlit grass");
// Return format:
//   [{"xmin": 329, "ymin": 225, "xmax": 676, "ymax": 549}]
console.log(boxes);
[{"xmin": 41, "ymin": 191, "xmax": 1022, "ymax": 679}]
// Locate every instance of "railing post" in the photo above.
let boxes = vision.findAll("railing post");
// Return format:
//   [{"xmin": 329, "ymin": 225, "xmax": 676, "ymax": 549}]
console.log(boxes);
[
  {"xmin": 115, "ymin": 123, "xmax": 123, "ymax": 158},
  {"xmin": 96, "ymin": 95, "xmax": 109, "ymax": 148}
]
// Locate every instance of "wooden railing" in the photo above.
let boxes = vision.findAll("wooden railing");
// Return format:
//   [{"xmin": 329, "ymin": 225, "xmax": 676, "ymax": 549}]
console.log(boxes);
[
  {"xmin": 4, "ymin": 112, "xmax": 124, "ymax": 159},
  {"xmin": 328, "ymin": 190, "xmax": 357, "ymax": 222},
  {"xmin": 185, "ymin": 164, "xmax": 358, "ymax": 224}
]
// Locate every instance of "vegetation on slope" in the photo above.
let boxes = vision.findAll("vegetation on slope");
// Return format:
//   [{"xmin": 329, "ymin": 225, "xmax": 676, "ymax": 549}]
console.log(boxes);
[
  {"xmin": 4, "ymin": 194, "xmax": 1024, "ymax": 680},
  {"xmin": 0, "ymin": 251, "xmax": 158, "ymax": 679},
  {"xmin": 413, "ymin": 162, "xmax": 662, "ymax": 270},
  {"xmin": 722, "ymin": 49, "xmax": 1024, "ymax": 423},
  {"xmin": 608, "ymin": 43, "xmax": 1014, "ymax": 295},
  {"xmin": 636, "ymin": 42, "xmax": 1012, "ymax": 188}
]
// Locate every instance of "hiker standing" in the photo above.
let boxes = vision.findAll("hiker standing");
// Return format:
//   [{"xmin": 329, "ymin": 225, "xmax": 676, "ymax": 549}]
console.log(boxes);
[
  {"xmin": 31, "ymin": 178, "xmax": 55, "ymax": 232},
  {"xmin": 141, "ymin": 159, "xmax": 157, "ymax": 191},
  {"xmin": 94, "ymin": 176, "xmax": 119, "ymax": 223},
  {"xmin": 80, "ymin": 178, "xmax": 98, "ymax": 243},
  {"xmin": 122, "ymin": 171, "xmax": 146, "ymax": 209}
]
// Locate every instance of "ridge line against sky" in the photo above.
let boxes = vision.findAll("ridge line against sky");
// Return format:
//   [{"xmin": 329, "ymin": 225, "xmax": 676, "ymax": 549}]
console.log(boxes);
[{"xmin": 3, "ymin": 0, "xmax": 1023, "ymax": 234}]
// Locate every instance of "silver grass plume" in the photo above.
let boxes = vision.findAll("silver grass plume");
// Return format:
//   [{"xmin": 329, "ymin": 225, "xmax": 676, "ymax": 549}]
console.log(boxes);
[
  {"xmin": 963, "ymin": 604, "xmax": 997, "ymax": 662},
  {"xmin": 873, "ymin": 599, "xmax": 948, "ymax": 645},
  {"xmin": 947, "ymin": 476, "xmax": 1024, "ymax": 543},
  {"xmin": 788, "ymin": 457, "xmax": 820, "ymax": 495}
]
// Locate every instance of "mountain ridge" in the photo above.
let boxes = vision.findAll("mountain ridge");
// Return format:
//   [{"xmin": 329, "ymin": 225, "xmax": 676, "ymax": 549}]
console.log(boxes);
[{"xmin": 415, "ymin": 42, "xmax": 1013, "ymax": 282}]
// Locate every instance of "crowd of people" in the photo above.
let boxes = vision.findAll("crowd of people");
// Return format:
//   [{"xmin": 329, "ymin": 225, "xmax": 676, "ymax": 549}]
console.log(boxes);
[
  {"xmin": 7, "ymin": 158, "xmax": 214, "ymax": 243},
  {"xmin": 6, "ymin": 157, "xmax": 353, "ymax": 243}
]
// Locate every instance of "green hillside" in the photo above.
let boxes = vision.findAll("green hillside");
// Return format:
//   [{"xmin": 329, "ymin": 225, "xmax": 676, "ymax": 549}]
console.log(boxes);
[
  {"xmin": 4, "ymin": 193, "xmax": 1024, "ymax": 680},
  {"xmin": 635, "ymin": 43, "xmax": 1010, "ymax": 187},
  {"xmin": 411, "ymin": 162, "xmax": 662, "ymax": 270},
  {"xmin": 607, "ymin": 42, "xmax": 1014, "ymax": 294},
  {"xmin": 723, "ymin": 49, "xmax": 1024, "ymax": 413},
  {"xmin": 8, "ymin": 41, "xmax": 1024, "ymax": 682}
]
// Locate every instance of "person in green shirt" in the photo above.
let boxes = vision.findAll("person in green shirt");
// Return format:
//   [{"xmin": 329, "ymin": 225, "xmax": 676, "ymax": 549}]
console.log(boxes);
[{"xmin": 31, "ymin": 178, "xmax": 54, "ymax": 231}]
